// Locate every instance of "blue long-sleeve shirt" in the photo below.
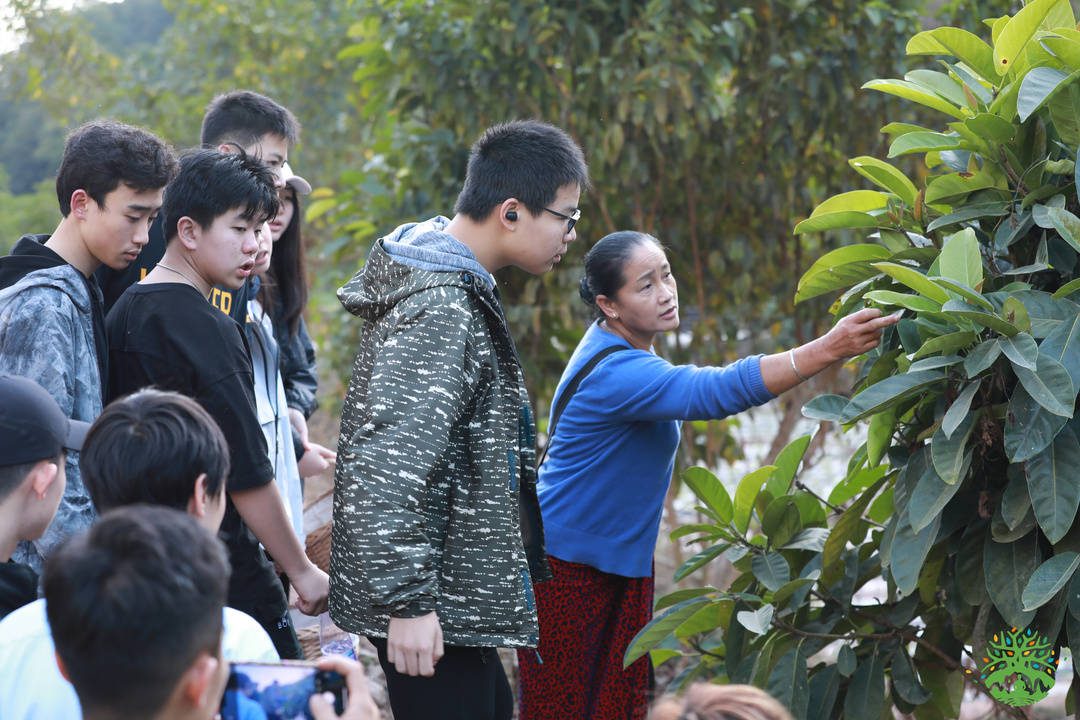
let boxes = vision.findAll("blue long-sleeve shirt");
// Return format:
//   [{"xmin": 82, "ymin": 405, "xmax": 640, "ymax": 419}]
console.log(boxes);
[{"xmin": 537, "ymin": 321, "xmax": 774, "ymax": 577}]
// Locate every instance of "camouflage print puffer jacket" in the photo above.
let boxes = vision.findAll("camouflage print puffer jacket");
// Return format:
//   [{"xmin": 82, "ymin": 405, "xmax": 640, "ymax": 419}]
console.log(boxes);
[{"xmin": 329, "ymin": 240, "xmax": 551, "ymax": 649}]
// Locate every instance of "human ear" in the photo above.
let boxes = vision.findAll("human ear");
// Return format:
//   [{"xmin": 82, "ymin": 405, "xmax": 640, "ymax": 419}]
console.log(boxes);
[
  {"xmin": 186, "ymin": 473, "xmax": 210, "ymax": 519},
  {"xmin": 176, "ymin": 217, "xmax": 200, "ymax": 251},
  {"xmin": 69, "ymin": 190, "xmax": 91, "ymax": 220},
  {"xmin": 181, "ymin": 652, "xmax": 221, "ymax": 709},
  {"xmin": 55, "ymin": 651, "xmax": 72, "ymax": 682},
  {"xmin": 595, "ymin": 294, "xmax": 619, "ymax": 321},
  {"xmin": 499, "ymin": 198, "xmax": 520, "ymax": 229},
  {"xmin": 29, "ymin": 461, "xmax": 59, "ymax": 500}
]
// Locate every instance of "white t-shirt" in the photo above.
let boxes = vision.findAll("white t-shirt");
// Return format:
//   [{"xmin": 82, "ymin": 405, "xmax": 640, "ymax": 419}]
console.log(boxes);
[{"xmin": 0, "ymin": 599, "xmax": 279, "ymax": 719}]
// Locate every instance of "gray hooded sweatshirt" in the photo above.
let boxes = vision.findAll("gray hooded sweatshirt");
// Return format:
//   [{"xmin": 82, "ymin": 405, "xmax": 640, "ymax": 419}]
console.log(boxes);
[{"xmin": 0, "ymin": 265, "xmax": 102, "ymax": 572}]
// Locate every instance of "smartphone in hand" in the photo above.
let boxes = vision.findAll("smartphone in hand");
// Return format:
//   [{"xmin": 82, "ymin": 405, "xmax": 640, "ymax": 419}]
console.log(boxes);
[{"xmin": 221, "ymin": 661, "xmax": 346, "ymax": 720}]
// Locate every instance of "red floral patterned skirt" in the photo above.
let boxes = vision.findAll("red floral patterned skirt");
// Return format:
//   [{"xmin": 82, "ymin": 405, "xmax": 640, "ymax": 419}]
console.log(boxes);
[{"xmin": 517, "ymin": 556, "xmax": 654, "ymax": 720}]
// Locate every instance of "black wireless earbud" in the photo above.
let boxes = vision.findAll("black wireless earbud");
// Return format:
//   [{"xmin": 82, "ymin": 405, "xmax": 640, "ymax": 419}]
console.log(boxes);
[{"xmin": 506, "ymin": 211, "xmax": 518, "ymax": 222}]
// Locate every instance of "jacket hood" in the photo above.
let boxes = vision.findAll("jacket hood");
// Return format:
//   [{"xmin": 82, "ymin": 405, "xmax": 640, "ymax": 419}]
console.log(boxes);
[
  {"xmin": 0, "ymin": 263, "xmax": 93, "ymax": 314},
  {"xmin": 0, "ymin": 235, "xmax": 64, "ymax": 292},
  {"xmin": 339, "ymin": 223, "xmax": 496, "ymax": 322}
]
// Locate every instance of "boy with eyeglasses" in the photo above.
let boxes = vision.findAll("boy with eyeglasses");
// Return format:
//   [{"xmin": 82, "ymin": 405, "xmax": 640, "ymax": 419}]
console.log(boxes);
[{"xmin": 330, "ymin": 120, "xmax": 587, "ymax": 720}]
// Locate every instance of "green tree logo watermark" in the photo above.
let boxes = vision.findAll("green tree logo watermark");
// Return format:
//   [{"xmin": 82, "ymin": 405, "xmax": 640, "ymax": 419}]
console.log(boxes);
[{"xmin": 964, "ymin": 627, "xmax": 1058, "ymax": 707}]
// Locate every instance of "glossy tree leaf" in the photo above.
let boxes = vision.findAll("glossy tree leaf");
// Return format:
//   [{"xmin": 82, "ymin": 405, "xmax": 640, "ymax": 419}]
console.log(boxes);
[
  {"xmin": 1052, "ymin": 277, "xmax": 1080, "ymax": 298},
  {"xmin": 891, "ymin": 646, "xmax": 933, "ymax": 704},
  {"xmin": 1040, "ymin": 311, "xmax": 1080, "ymax": 390},
  {"xmin": 963, "ymin": 113, "xmax": 1016, "ymax": 143},
  {"xmin": 781, "ymin": 528, "xmax": 829, "ymax": 553},
  {"xmin": 926, "ymin": 201, "xmax": 1011, "ymax": 232},
  {"xmin": 909, "ymin": 461, "xmax": 964, "ymax": 532},
  {"xmin": 1014, "ymin": 352, "xmax": 1074, "ymax": 416},
  {"xmin": 811, "ymin": 190, "xmax": 892, "ymax": 215},
  {"xmin": 840, "ymin": 371, "xmax": 948, "ymax": 424},
  {"xmin": 1018, "ymin": 66, "xmax": 1080, "ymax": 120},
  {"xmin": 1001, "ymin": 297, "xmax": 1032, "ymax": 333},
  {"xmin": 933, "ymin": 276, "xmax": 995, "ymax": 311},
  {"xmin": 1002, "ymin": 465, "xmax": 1033, "ymax": 530},
  {"xmin": 1000, "ymin": 332, "xmax": 1039, "ymax": 370},
  {"xmin": 887, "ymin": 130, "xmax": 964, "ymax": 157},
  {"xmin": 890, "ymin": 512, "xmax": 941, "ymax": 597},
  {"xmin": 872, "ymin": 262, "xmax": 950, "ymax": 303},
  {"xmin": 674, "ymin": 543, "xmax": 731, "ymax": 582},
  {"xmin": 938, "ymin": 227, "xmax": 983, "ymax": 290},
  {"xmin": 909, "ymin": 354, "xmax": 963, "ymax": 372},
  {"xmin": 766, "ymin": 641, "xmax": 810, "ymax": 720},
  {"xmin": 806, "ymin": 666, "xmax": 840, "ymax": 720},
  {"xmin": 942, "ymin": 299, "xmax": 1020, "ymax": 336},
  {"xmin": 772, "ymin": 574, "xmax": 819, "ymax": 609},
  {"xmin": 674, "ymin": 603, "xmax": 722, "ymax": 639},
  {"xmin": 767, "ymin": 434, "xmax": 811, "ymax": 498},
  {"xmin": 913, "ymin": 330, "xmax": 981, "ymax": 360},
  {"xmin": 867, "ymin": 405, "xmax": 897, "ymax": 466},
  {"xmin": 908, "ymin": 69, "xmax": 969, "ymax": 106},
  {"xmin": 863, "ymin": 290, "xmax": 941, "ymax": 313},
  {"xmin": 794, "ymin": 244, "xmax": 893, "ymax": 302},
  {"xmin": 793, "ymin": 211, "xmax": 880, "ymax": 235},
  {"xmin": 906, "ymin": 27, "xmax": 998, "ymax": 81},
  {"xmin": 733, "ymin": 466, "xmax": 776, "ymax": 534},
  {"xmin": 995, "ymin": 0, "xmax": 1063, "ymax": 76},
  {"xmin": 984, "ymin": 530, "xmax": 1041, "ymax": 629},
  {"xmin": 823, "ymin": 477, "xmax": 886, "ymax": 571},
  {"xmin": 931, "ymin": 408, "xmax": 976, "ymax": 485},
  {"xmin": 1022, "ymin": 552, "xmax": 1080, "ymax": 611},
  {"xmin": 957, "ymin": 523, "xmax": 989, "ymax": 606},
  {"xmin": 945, "ymin": 382, "xmax": 981, "ymax": 440},
  {"xmin": 849, "ymin": 156, "xmax": 918, "ymax": 206},
  {"xmin": 1047, "ymin": 206, "xmax": 1080, "ymax": 252},
  {"xmin": 736, "ymin": 604, "xmax": 774, "ymax": 635},
  {"xmin": 1028, "ymin": 425, "xmax": 1080, "ymax": 543},
  {"xmin": 624, "ymin": 598, "xmax": 712, "ymax": 666},
  {"xmin": 965, "ymin": 338, "xmax": 1001, "ymax": 377},
  {"xmin": 683, "ymin": 466, "xmax": 733, "ymax": 524},
  {"xmin": 801, "ymin": 394, "xmax": 849, "ymax": 422},
  {"xmin": 752, "ymin": 552, "xmax": 791, "ymax": 592},
  {"xmin": 654, "ymin": 587, "xmax": 716, "ymax": 611},
  {"xmin": 761, "ymin": 498, "xmax": 801, "ymax": 549},
  {"xmin": 925, "ymin": 168, "xmax": 1005, "ymax": 204},
  {"xmin": 864, "ymin": 80, "xmax": 966, "ymax": 119},
  {"xmin": 844, "ymin": 651, "xmax": 886, "ymax": 720},
  {"xmin": 838, "ymin": 644, "xmax": 857, "ymax": 677}
]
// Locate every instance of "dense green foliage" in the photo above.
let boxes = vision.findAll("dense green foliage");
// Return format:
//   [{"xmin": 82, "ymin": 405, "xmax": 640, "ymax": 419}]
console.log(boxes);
[{"xmin": 632, "ymin": 1, "xmax": 1080, "ymax": 717}]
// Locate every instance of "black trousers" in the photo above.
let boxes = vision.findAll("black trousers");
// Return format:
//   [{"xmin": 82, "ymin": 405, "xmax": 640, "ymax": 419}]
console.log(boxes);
[{"xmin": 369, "ymin": 637, "xmax": 513, "ymax": 720}]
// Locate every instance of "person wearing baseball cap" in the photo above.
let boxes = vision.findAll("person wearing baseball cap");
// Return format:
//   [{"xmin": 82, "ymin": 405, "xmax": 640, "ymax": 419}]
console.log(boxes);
[{"xmin": 0, "ymin": 374, "xmax": 89, "ymax": 618}]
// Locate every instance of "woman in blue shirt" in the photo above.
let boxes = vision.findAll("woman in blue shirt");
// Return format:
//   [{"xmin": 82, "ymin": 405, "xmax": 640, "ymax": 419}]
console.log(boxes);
[{"xmin": 518, "ymin": 231, "xmax": 896, "ymax": 719}]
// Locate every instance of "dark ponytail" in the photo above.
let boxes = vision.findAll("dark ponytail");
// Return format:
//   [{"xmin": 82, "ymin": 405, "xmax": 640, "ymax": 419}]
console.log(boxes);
[{"xmin": 579, "ymin": 230, "xmax": 659, "ymax": 318}]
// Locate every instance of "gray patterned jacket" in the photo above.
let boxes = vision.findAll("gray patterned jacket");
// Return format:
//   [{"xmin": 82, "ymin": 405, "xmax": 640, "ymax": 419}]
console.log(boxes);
[
  {"xmin": 0, "ymin": 265, "xmax": 101, "ymax": 571},
  {"xmin": 329, "ymin": 240, "xmax": 550, "ymax": 649}
]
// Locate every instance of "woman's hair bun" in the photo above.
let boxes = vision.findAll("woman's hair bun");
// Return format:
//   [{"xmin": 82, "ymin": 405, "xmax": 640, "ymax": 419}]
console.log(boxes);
[{"xmin": 579, "ymin": 274, "xmax": 596, "ymax": 306}]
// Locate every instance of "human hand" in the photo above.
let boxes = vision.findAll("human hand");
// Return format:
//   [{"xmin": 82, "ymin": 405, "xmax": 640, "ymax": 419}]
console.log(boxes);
[
  {"xmin": 293, "ymin": 563, "xmax": 330, "ymax": 615},
  {"xmin": 387, "ymin": 612, "xmax": 444, "ymax": 677},
  {"xmin": 298, "ymin": 442, "xmax": 337, "ymax": 478},
  {"xmin": 289, "ymin": 407, "xmax": 310, "ymax": 451},
  {"xmin": 821, "ymin": 308, "xmax": 899, "ymax": 362},
  {"xmin": 309, "ymin": 655, "xmax": 381, "ymax": 720}
]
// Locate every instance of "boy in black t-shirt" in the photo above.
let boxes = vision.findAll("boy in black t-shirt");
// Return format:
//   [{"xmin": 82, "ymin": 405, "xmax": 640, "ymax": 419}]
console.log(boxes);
[{"xmin": 105, "ymin": 149, "xmax": 329, "ymax": 659}]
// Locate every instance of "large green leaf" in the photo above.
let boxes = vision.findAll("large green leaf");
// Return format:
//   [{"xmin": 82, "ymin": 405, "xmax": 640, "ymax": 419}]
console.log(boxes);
[
  {"xmin": 781, "ymin": 528, "xmax": 829, "ymax": 552},
  {"xmin": 794, "ymin": 244, "xmax": 892, "ymax": 303},
  {"xmin": 683, "ymin": 466, "xmax": 733, "ymax": 524},
  {"xmin": 838, "ymin": 644, "xmax": 857, "ymax": 677},
  {"xmin": 767, "ymin": 641, "xmax": 810, "ymax": 720},
  {"xmin": 811, "ymin": 190, "xmax": 892, "ymax": 216},
  {"xmin": 963, "ymin": 113, "xmax": 1016, "ymax": 143},
  {"xmin": 908, "ymin": 69, "xmax": 969, "ymax": 106},
  {"xmin": 806, "ymin": 667, "xmax": 840, "ymax": 720},
  {"xmin": 1004, "ymin": 383, "xmax": 1068, "ymax": 462},
  {"xmin": 767, "ymin": 434, "xmax": 811, "ymax": 498},
  {"xmin": 863, "ymin": 290, "xmax": 941, "ymax": 313},
  {"xmin": 995, "ymin": 0, "xmax": 1064, "ymax": 76},
  {"xmin": 938, "ymin": 228, "xmax": 983, "ymax": 290},
  {"xmin": 1040, "ymin": 35, "xmax": 1080, "ymax": 70},
  {"xmin": 889, "ymin": 513, "xmax": 941, "ymax": 597},
  {"xmin": 872, "ymin": 262, "xmax": 950, "ymax": 303},
  {"xmin": 933, "ymin": 277, "xmax": 995, "ymax": 311},
  {"xmin": 761, "ymin": 499, "xmax": 801, "ymax": 550},
  {"xmin": 965, "ymin": 339, "xmax": 1001, "ymax": 377},
  {"xmin": 1027, "ymin": 425, "xmax": 1080, "ymax": 543},
  {"xmin": 848, "ymin": 156, "xmax": 919, "ymax": 206},
  {"xmin": 926, "ymin": 201, "xmax": 1011, "ymax": 233},
  {"xmin": 931, "ymin": 408, "xmax": 976, "ymax": 485},
  {"xmin": 909, "ymin": 461, "xmax": 963, "ymax": 532},
  {"xmin": 840, "ymin": 370, "xmax": 948, "ymax": 423},
  {"xmin": 864, "ymin": 80, "xmax": 967, "ymax": 119},
  {"xmin": 801, "ymin": 394, "xmax": 849, "ymax": 422},
  {"xmin": 1014, "ymin": 352, "xmax": 1074, "ymax": 416},
  {"xmin": 623, "ymin": 598, "xmax": 712, "ymax": 666},
  {"xmin": 887, "ymin": 131, "xmax": 963, "ymax": 157},
  {"xmin": 733, "ymin": 466, "xmax": 777, "ymax": 534},
  {"xmin": 844, "ymin": 652, "xmax": 886, "ymax": 720},
  {"xmin": 942, "ymin": 299, "xmax": 1020, "ymax": 336},
  {"xmin": 674, "ymin": 543, "xmax": 731, "ymax": 582},
  {"xmin": 906, "ymin": 27, "xmax": 998, "ymax": 81},
  {"xmin": 913, "ymin": 330, "xmax": 980, "ymax": 360},
  {"xmin": 736, "ymin": 603, "xmax": 774, "ymax": 635},
  {"xmin": 1002, "ymin": 466, "xmax": 1032, "ymax": 530},
  {"xmin": 1000, "ymin": 332, "xmax": 1039, "ymax": 371},
  {"xmin": 891, "ymin": 646, "xmax": 933, "ymax": 705},
  {"xmin": 1046, "ymin": 206, "xmax": 1080, "ymax": 252},
  {"xmin": 793, "ymin": 211, "xmax": 880, "ymax": 235},
  {"xmin": 1022, "ymin": 552, "xmax": 1080, "ymax": 611},
  {"xmin": 1017, "ymin": 66, "xmax": 1080, "ymax": 121},
  {"xmin": 653, "ymin": 587, "xmax": 716, "ymax": 612},
  {"xmin": 984, "ymin": 530, "xmax": 1041, "ymax": 629},
  {"xmin": 1040, "ymin": 310, "xmax": 1080, "ymax": 390},
  {"xmin": 823, "ymin": 478, "xmax": 886, "ymax": 570},
  {"xmin": 925, "ymin": 169, "xmax": 1006, "ymax": 205},
  {"xmin": 1004, "ymin": 290, "xmax": 1079, "ymax": 337}
]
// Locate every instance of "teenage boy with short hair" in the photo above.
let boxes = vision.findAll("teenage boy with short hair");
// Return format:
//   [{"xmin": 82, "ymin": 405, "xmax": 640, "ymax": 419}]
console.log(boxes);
[
  {"xmin": 0, "ymin": 388, "xmax": 279, "ymax": 720},
  {"xmin": 0, "ymin": 119, "xmax": 176, "ymax": 572},
  {"xmin": 0, "ymin": 375, "xmax": 88, "ymax": 618},
  {"xmin": 105, "ymin": 149, "xmax": 328, "ymax": 660},
  {"xmin": 330, "ymin": 120, "xmax": 588, "ymax": 719}
]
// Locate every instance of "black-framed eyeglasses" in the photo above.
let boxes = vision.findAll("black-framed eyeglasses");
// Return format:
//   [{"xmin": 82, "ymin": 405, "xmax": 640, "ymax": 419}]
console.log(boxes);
[{"xmin": 543, "ymin": 207, "xmax": 581, "ymax": 233}]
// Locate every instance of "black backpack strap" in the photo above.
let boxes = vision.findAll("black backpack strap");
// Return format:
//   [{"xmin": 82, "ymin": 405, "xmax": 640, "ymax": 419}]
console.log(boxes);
[{"xmin": 538, "ymin": 345, "xmax": 627, "ymax": 468}]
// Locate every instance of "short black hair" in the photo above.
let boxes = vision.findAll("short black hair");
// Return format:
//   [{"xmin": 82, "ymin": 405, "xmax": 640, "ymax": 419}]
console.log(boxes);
[
  {"xmin": 579, "ymin": 231, "xmax": 662, "ymax": 318},
  {"xmin": 201, "ymin": 90, "xmax": 301, "ymax": 148},
  {"xmin": 55, "ymin": 119, "xmax": 177, "ymax": 216},
  {"xmin": 162, "ymin": 148, "xmax": 280, "ymax": 241},
  {"xmin": 0, "ymin": 456, "xmax": 60, "ymax": 503},
  {"xmin": 454, "ymin": 120, "xmax": 589, "ymax": 221},
  {"xmin": 81, "ymin": 389, "xmax": 229, "ymax": 513},
  {"xmin": 44, "ymin": 505, "xmax": 228, "ymax": 718}
]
